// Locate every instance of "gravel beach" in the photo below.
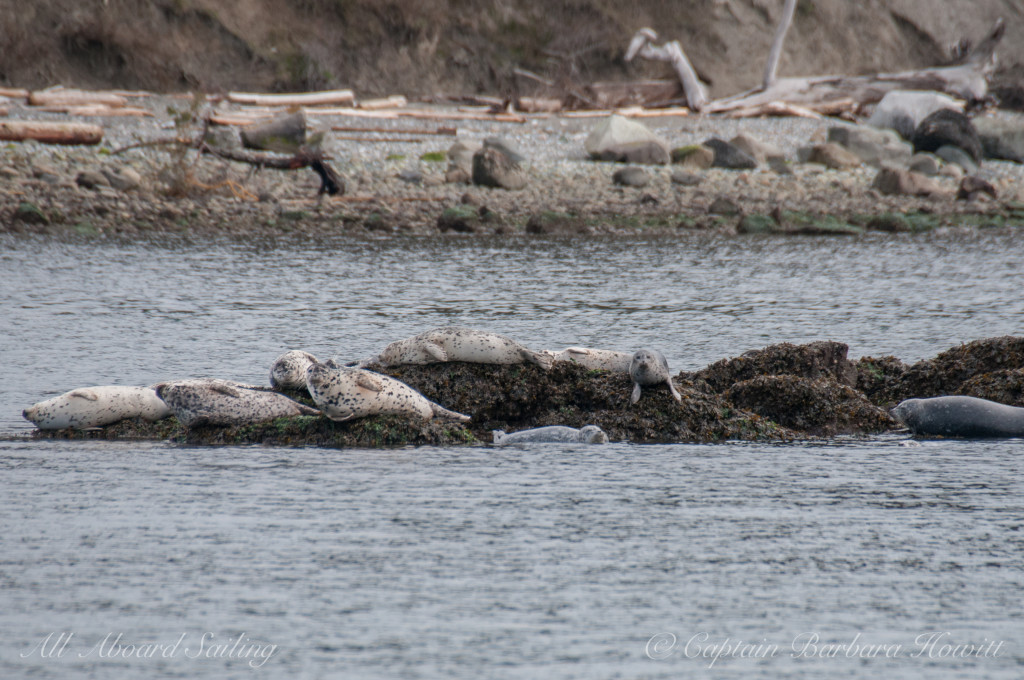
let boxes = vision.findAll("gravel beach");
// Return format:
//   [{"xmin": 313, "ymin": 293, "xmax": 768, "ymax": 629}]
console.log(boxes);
[{"xmin": 3, "ymin": 95, "xmax": 1024, "ymax": 238}]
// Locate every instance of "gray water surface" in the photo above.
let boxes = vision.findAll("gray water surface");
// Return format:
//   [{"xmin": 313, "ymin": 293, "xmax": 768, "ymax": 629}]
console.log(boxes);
[{"xmin": 1, "ymin": 229, "xmax": 1022, "ymax": 678}]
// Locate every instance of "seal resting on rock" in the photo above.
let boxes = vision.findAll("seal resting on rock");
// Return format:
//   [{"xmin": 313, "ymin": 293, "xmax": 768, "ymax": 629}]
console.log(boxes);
[
  {"xmin": 270, "ymin": 350, "xmax": 318, "ymax": 390},
  {"xmin": 23, "ymin": 385, "xmax": 171, "ymax": 430},
  {"xmin": 154, "ymin": 380, "xmax": 319, "ymax": 428},
  {"xmin": 551, "ymin": 347, "xmax": 632, "ymax": 372},
  {"xmin": 374, "ymin": 327, "xmax": 553, "ymax": 369},
  {"xmin": 492, "ymin": 425, "xmax": 609, "ymax": 445},
  {"xmin": 890, "ymin": 396, "xmax": 1024, "ymax": 438},
  {"xmin": 629, "ymin": 349, "xmax": 682, "ymax": 404},
  {"xmin": 305, "ymin": 360, "xmax": 470, "ymax": 423}
]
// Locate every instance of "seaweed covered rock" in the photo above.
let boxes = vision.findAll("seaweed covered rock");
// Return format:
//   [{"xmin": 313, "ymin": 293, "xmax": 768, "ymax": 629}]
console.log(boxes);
[
  {"xmin": 855, "ymin": 355, "xmax": 910, "ymax": 406},
  {"xmin": 689, "ymin": 341, "xmax": 858, "ymax": 393},
  {"xmin": 958, "ymin": 369, "xmax": 1024, "ymax": 407},
  {"xmin": 894, "ymin": 336, "xmax": 1024, "ymax": 401},
  {"xmin": 381, "ymin": 361, "xmax": 787, "ymax": 443},
  {"xmin": 725, "ymin": 375, "xmax": 895, "ymax": 436}
]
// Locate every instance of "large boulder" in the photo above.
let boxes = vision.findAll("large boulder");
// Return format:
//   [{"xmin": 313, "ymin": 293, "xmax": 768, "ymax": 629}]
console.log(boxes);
[
  {"xmin": 585, "ymin": 114, "xmax": 670, "ymax": 165},
  {"xmin": 472, "ymin": 139, "xmax": 528, "ymax": 190},
  {"xmin": 703, "ymin": 137, "xmax": 758, "ymax": 170},
  {"xmin": 911, "ymin": 109, "xmax": 983, "ymax": 164},
  {"xmin": 973, "ymin": 116, "xmax": 1024, "ymax": 163},
  {"xmin": 445, "ymin": 140, "xmax": 482, "ymax": 183},
  {"xmin": 827, "ymin": 125, "xmax": 913, "ymax": 167},
  {"xmin": 866, "ymin": 90, "xmax": 962, "ymax": 139},
  {"xmin": 871, "ymin": 167, "xmax": 940, "ymax": 196}
]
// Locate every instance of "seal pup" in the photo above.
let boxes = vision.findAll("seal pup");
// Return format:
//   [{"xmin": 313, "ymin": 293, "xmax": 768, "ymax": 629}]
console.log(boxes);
[
  {"xmin": 23, "ymin": 385, "xmax": 172, "ymax": 430},
  {"xmin": 891, "ymin": 396, "xmax": 1024, "ymax": 438},
  {"xmin": 306, "ymin": 361, "xmax": 471, "ymax": 423},
  {"xmin": 374, "ymin": 327, "xmax": 553, "ymax": 370},
  {"xmin": 629, "ymin": 349, "xmax": 682, "ymax": 404},
  {"xmin": 551, "ymin": 347, "xmax": 632, "ymax": 372},
  {"xmin": 270, "ymin": 350, "xmax": 319, "ymax": 390},
  {"xmin": 153, "ymin": 381, "xmax": 319, "ymax": 428},
  {"xmin": 492, "ymin": 425, "xmax": 609, "ymax": 445}
]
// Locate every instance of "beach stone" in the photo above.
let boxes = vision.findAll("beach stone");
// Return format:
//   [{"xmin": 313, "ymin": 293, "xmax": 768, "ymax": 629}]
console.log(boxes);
[
  {"xmin": 525, "ymin": 212, "xmax": 590, "ymax": 235},
  {"xmin": 939, "ymin": 163, "xmax": 964, "ymax": 180},
  {"xmin": 871, "ymin": 167, "xmax": 940, "ymax": 196},
  {"xmin": 867, "ymin": 90, "xmax": 962, "ymax": 139},
  {"xmin": 973, "ymin": 117, "xmax": 1024, "ymax": 163},
  {"xmin": 671, "ymin": 145, "xmax": 714, "ymax": 169},
  {"xmin": 612, "ymin": 166, "xmax": 650, "ymax": 187},
  {"xmin": 704, "ymin": 138, "xmax": 757, "ymax": 170},
  {"xmin": 827, "ymin": 125, "xmax": 912, "ymax": 167},
  {"xmin": 737, "ymin": 213, "xmax": 777, "ymax": 234},
  {"xmin": 397, "ymin": 168, "xmax": 423, "ymax": 184},
  {"xmin": 957, "ymin": 175, "xmax": 998, "ymax": 201},
  {"xmin": 806, "ymin": 143, "xmax": 862, "ymax": 170},
  {"xmin": 101, "ymin": 167, "xmax": 142, "ymax": 191},
  {"xmin": 437, "ymin": 205, "xmax": 484, "ymax": 233},
  {"xmin": 768, "ymin": 156, "xmax": 794, "ymax": 175},
  {"xmin": 935, "ymin": 145, "xmax": 979, "ymax": 174},
  {"xmin": 445, "ymin": 140, "xmax": 481, "ymax": 183},
  {"xmin": 670, "ymin": 170, "xmax": 703, "ymax": 186},
  {"xmin": 31, "ymin": 163, "xmax": 62, "ymax": 184},
  {"xmin": 472, "ymin": 146, "xmax": 527, "ymax": 190},
  {"xmin": 75, "ymin": 170, "xmax": 109, "ymax": 190},
  {"xmin": 912, "ymin": 109, "xmax": 983, "ymax": 164},
  {"xmin": 908, "ymin": 153, "xmax": 940, "ymax": 176},
  {"xmin": 729, "ymin": 133, "xmax": 784, "ymax": 165},
  {"xmin": 708, "ymin": 196, "xmax": 741, "ymax": 216},
  {"xmin": 585, "ymin": 114, "xmax": 669, "ymax": 164},
  {"xmin": 483, "ymin": 137, "xmax": 526, "ymax": 164},
  {"xmin": 14, "ymin": 201, "xmax": 49, "ymax": 225}
]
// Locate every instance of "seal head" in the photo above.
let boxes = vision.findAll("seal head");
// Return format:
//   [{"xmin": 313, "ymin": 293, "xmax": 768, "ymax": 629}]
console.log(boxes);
[{"xmin": 629, "ymin": 349, "xmax": 682, "ymax": 404}]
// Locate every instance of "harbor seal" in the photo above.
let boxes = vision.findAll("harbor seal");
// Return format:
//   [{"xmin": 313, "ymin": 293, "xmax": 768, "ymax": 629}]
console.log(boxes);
[
  {"xmin": 153, "ymin": 380, "xmax": 319, "ymax": 428},
  {"xmin": 551, "ymin": 347, "xmax": 632, "ymax": 372},
  {"xmin": 629, "ymin": 349, "xmax": 682, "ymax": 404},
  {"xmin": 890, "ymin": 396, "xmax": 1024, "ymax": 438},
  {"xmin": 270, "ymin": 350, "xmax": 319, "ymax": 390},
  {"xmin": 492, "ymin": 425, "xmax": 609, "ymax": 445},
  {"xmin": 305, "ymin": 360, "xmax": 471, "ymax": 423},
  {"xmin": 374, "ymin": 327, "xmax": 553, "ymax": 369},
  {"xmin": 23, "ymin": 385, "xmax": 172, "ymax": 430}
]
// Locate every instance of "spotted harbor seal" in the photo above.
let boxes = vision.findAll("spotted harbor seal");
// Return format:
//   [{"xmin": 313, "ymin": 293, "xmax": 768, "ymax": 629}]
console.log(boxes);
[
  {"xmin": 890, "ymin": 396, "xmax": 1024, "ymax": 438},
  {"xmin": 153, "ymin": 380, "xmax": 319, "ymax": 428},
  {"xmin": 270, "ymin": 350, "xmax": 319, "ymax": 390},
  {"xmin": 305, "ymin": 360, "xmax": 470, "ymax": 423},
  {"xmin": 374, "ymin": 327, "xmax": 553, "ymax": 369},
  {"xmin": 551, "ymin": 347, "xmax": 633, "ymax": 372},
  {"xmin": 23, "ymin": 385, "xmax": 172, "ymax": 430},
  {"xmin": 629, "ymin": 349, "xmax": 682, "ymax": 404},
  {"xmin": 492, "ymin": 425, "xmax": 609, "ymax": 445}
]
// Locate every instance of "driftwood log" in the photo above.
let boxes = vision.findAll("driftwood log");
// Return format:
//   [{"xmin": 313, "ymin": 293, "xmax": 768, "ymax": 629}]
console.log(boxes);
[
  {"xmin": 28, "ymin": 88, "xmax": 127, "ymax": 108},
  {"xmin": 0, "ymin": 120, "xmax": 103, "ymax": 145},
  {"xmin": 226, "ymin": 89, "xmax": 355, "ymax": 107}
]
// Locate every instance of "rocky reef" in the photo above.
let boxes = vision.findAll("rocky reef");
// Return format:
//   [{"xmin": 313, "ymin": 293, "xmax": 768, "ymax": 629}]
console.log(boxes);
[{"xmin": 32, "ymin": 336, "xmax": 1024, "ymax": 447}]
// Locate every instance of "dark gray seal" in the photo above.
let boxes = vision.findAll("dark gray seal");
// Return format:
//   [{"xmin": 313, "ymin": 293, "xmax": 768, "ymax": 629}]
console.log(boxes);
[
  {"xmin": 154, "ymin": 379, "xmax": 319, "ymax": 428},
  {"xmin": 890, "ymin": 396, "xmax": 1024, "ymax": 438},
  {"xmin": 492, "ymin": 425, "xmax": 609, "ymax": 445},
  {"xmin": 629, "ymin": 349, "xmax": 682, "ymax": 404}
]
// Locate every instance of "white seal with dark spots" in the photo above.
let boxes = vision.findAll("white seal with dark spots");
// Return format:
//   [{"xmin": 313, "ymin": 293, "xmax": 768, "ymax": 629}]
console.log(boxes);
[
  {"xmin": 23, "ymin": 385, "xmax": 171, "ymax": 430},
  {"xmin": 153, "ymin": 380, "xmax": 319, "ymax": 428},
  {"xmin": 305, "ymin": 360, "xmax": 470, "ymax": 423},
  {"xmin": 270, "ymin": 350, "xmax": 318, "ymax": 390},
  {"xmin": 551, "ymin": 347, "xmax": 633, "ymax": 372},
  {"xmin": 891, "ymin": 396, "xmax": 1024, "ymax": 438},
  {"xmin": 375, "ymin": 327, "xmax": 553, "ymax": 369},
  {"xmin": 492, "ymin": 425, "xmax": 609, "ymax": 445},
  {"xmin": 629, "ymin": 349, "xmax": 682, "ymax": 404}
]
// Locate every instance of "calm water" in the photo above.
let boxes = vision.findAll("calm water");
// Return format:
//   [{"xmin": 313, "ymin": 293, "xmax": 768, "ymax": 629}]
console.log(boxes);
[{"xmin": 1, "ymin": 229, "xmax": 1022, "ymax": 678}]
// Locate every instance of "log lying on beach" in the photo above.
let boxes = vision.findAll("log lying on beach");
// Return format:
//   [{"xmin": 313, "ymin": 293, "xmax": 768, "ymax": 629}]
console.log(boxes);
[
  {"xmin": 28, "ymin": 88, "xmax": 127, "ymax": 108},
  {"xmin": 0, "ymin": 120, "xmax": 103, "ymax": 145},
  {"xmin": 227, "ymin": 89, "xmax": 355, "ymax": 107}
]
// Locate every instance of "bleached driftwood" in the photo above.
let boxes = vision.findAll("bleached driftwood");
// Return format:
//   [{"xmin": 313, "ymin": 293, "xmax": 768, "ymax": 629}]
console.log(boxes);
[
  {"xmin": 358, "ymin": 95, "xmax": 408, "ymax": 110},
  {"xmin": 0, "ymin": 120, "xmax": 103, "ymax": 145},
  {"xmin": 624, "ymin": 28, "xmax": 708, "ymax": 112},
  {"xmin": 226, "ymin": 89, "xmax": 355, "ymax": 107},
  {"xmin": 762, "ymin": 0, "xmax": 797, "ymax": 89},
  {"xmin": 28, "ymin": 88, "xmax": 127, "ymax": 108}
]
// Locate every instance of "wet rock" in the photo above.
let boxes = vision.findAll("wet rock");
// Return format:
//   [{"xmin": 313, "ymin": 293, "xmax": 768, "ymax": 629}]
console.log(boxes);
[
  {"xmin": 855, "ymin": 355, "xmax": 909, "ymax": 406},
  {"xmin": 871, "ymin": 167, "xmax": 940, "ymax": 196},
  {"xmin": 708, "ymin": 196, "xmax": 741, "ymax": 216},
  {"xmin": 956, "ymin": 175, "xmax": 998, "ymax": 201},
  {"xmin": 911, "ymin": 108, "xmax": 982, "ymax": 164},
  {"xmin": 867, "ymin": 90, "xmax": 961, "ymax": 139},
  {"xmin": 671, "ymin": 144, "xmax": 714, "ymax": 169},
  {"xmin": 14, "ymin": 201, "xmax": 49, "ymax": 225},
  {"xmin": 612, "ymin": 166, "xmax": 650, "ymax": 187},
  {"xmin": 585, "ymin": 114, "xmax": 670, "ymax": 165},
  {"xmin": 689, "ymin": 341, "xmax": 858, "ymax": 393},
  {"xmin": 729, "ymin": 133, "xmax": 784, "ymax": 165},
  {"xmin": 704, "ymin": 138, "xmax": 758, "ymax": 170},
  {"xmin": 437, "ymin": 205, "xmax": 481, "ymax": 232},
  {"xmin": 827, "ymin": 125, "xmax": 912, "ymax": 167},
  {"xmin": 973, "ymin": 116, "xmax": 1024, "ymax": 163},
  {"xmin": 670, "ymin": 169, "xmax": 703, "ymax": 186},
  {"xmin": 806, "ymin": 143, "xmax": 862, "ymax": 170},
  {"xmin": 737, "ymin": 213, "xmax": 777, "ymax": 234},
  {"xmin": 525, "ymin": 211, "xmax": 591, "ymax": 235},
  {"xmin": 725, "ymin": 375, "xmax": 895, "ymax": 436},
  {"xmin": 76, "ymin": 170, "xmax": 110, "ymax": 190},
  {"xmin": 935, "ymin": 144, "xmax": 978, "ymax": 174},
  {"xmin": 908, "ymin": 153, "xmax": 940, "ymax": 176},
  {"xmin": 891, "ymin": 336, "xmax": 1024, "ymax": 403},
  {"xmin": 472, "ymin": 146, "xmax": 528, "ymax": 190},
  {"xmin": 959, "ymin": 369, "xmax": 1024, "ymax": 407}
]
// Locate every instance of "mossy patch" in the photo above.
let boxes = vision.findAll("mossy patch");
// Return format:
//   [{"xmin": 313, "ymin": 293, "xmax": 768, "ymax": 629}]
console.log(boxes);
[{"xmin": 419, "ymin": 151, "xmax": 446, "ymax": 162}]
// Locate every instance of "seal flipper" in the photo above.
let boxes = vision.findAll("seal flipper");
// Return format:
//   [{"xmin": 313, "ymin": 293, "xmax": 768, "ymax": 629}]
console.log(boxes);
[
  {"xmin": 523, "ymin": 348, "xmax": 554, "ymax": 370},
  {"xmin": 354, "ymin": 372, "xmax": 384, "ymax": 392},
  {"xmin": 667, "ymin": 379, "xmax": 682, "ymax": 402},
  {"xmin": 492, "ymin": 430, "xmax": 507, "ymax": 444},
  {"xmin": 210, "ymin": 383, "xmax": 243, "ymax": 398},
  {"xmin": 429, "ymin": 402, "xmax": 471, "ymax": 422},
  {"xmin": 424, "ymin": 341, "xmax": 448, "ymax": 362},
  {"xmin": 69, "ymin": 389, "xmax": 99, "ymax": 401},
  {"xmin": 631, "ymin": 382, "xmax": 642, "ymax": 404}
]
